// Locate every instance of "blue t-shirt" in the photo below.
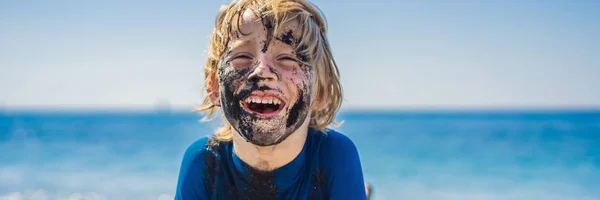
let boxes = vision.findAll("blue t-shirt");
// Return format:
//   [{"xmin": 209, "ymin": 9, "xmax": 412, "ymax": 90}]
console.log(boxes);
[{"xmin": 175, "ymin": 128, "xmax": 367, "ymax": 200}]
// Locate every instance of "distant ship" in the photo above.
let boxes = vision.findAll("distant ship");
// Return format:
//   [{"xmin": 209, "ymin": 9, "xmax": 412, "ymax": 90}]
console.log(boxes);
[{"xmin": 153, "ymin": 98, "xmax": 173, "ymax": 114}]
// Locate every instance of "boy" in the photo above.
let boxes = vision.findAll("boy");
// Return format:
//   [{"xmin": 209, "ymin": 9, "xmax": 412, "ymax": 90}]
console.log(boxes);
[{"xmin": 175, "ymin": 0, "xmax": 367, "ymax": 199}]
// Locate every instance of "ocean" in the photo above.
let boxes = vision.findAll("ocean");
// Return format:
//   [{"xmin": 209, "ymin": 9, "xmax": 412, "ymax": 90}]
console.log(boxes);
[{"xmin": 1, "ymin": 110, "xmax": 599, "ymax": 200}]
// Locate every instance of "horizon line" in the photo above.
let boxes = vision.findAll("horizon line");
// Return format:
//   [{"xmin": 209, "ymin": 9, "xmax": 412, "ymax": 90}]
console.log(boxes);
[{"xmin": 2, "ymin": 104, "xmax": 600, "ymax": 113}]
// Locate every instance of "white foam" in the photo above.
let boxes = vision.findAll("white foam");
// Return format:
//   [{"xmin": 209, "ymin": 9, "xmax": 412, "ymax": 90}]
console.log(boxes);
[
  {"xmin": 57, "ymin": 192, "xmax": 105, "ymax": 200},
  {"xmin": 0, "ymin": 190, "xmax": 48, "ymax": 200},
  {"xmin": 0, "ymin": 191, "xmax": 172, "ymax": 200},
  {"xmin": 156, "ymin": 194, "xmax": 173, "ymax": 200},
  {"xmin": 0, "ymin": 192, "xmax": 23, "ymax": 200}
]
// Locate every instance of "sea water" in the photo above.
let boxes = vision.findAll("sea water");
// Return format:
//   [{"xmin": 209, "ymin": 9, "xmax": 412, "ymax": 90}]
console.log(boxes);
[{"xmin": 1, "ymin": 110, "xmax": 599, "ymax": 200}]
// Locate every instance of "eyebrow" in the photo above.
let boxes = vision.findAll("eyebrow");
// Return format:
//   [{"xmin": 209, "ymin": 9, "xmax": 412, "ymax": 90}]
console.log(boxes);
[{"xmin": 229, "ymin": 39, "xmax": 252, "ymax": 50}]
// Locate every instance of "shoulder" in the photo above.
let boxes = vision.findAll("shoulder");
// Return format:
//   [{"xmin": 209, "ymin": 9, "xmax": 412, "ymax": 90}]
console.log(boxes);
[
  {"xmin": 310, "ymin": 128, "xmax": 362, "ymax": 168},
  {"xmin": 180, "ymin": 136, "xmax": 229, "ymax": 171},
  {"xmin": 183, "ymin": 137, "xmax": 211, "ymax": 159},
  {"xmin": 175, "ymin": 136, "xmax": 230, "ymax": 199},
  {"xmin": 177, "ymin": 136, "xmax": 211, "ymax": 183},
  {"xmin": 319, "ymin": 128, "xmax": 360, "ymax": 156},
  {"xmin": 313, "ymin": 128, "xmax": 368, "ymax": 199}
]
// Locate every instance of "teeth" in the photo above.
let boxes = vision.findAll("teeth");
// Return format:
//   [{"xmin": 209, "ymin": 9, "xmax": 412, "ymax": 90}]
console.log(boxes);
[{"xmin": 244, "ymin": 97, "xmax": 283, "ymax": 105}]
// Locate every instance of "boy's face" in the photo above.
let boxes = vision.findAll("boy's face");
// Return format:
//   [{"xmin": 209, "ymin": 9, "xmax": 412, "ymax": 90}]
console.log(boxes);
[{"xmin": 214, "ymin": 10, "xmax": 314, "ymax": 146}]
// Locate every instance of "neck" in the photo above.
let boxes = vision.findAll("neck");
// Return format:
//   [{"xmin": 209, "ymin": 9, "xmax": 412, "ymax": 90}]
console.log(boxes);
[{"xmin": 232, "ymin": 122, "xmax": 309, "ymax": 171}]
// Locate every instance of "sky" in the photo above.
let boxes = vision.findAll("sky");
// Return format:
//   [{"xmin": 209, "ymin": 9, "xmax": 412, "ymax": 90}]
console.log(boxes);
[{"xmin": 1, "ymin": 0, "xmax": 599, "ymax": 110}]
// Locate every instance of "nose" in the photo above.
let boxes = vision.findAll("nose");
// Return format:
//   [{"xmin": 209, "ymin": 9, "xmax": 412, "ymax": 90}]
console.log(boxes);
[{"xmin": 248, "ymin": 57, "xmax": 277, "ymax": 83}]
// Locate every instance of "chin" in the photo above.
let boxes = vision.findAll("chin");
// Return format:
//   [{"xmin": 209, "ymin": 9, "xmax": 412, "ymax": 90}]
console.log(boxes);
[{"xmin": 237, "ymin": 118, "xmax": 289, "ymax": 146}]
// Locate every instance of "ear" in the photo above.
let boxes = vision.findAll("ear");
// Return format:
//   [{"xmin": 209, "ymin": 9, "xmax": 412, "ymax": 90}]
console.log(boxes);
[{"xmin": 206, "ymin": 74, "xmax": 221, "ymax": 107}]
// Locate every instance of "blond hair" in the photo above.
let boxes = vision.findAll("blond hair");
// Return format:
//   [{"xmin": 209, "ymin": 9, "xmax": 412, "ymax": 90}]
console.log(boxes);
[{"xmin": 194, "ymin": 0, "xmax": 342, "ymax": 141}]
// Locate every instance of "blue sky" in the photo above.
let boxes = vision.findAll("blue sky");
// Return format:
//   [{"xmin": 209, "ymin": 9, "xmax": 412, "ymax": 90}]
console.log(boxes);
[{"xmin": 1, "ymin": 0, "xmax": 599, "ymax": 110}]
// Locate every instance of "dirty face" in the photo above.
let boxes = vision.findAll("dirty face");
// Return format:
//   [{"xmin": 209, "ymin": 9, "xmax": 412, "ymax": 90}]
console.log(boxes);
[{"xmin": 216, "ymin": 10, "xmax": 313, "ymax": 146}]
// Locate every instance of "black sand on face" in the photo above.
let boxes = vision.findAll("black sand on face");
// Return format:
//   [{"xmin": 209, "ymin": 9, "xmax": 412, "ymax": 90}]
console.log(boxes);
[
  {"xmin": 218, "ymin": 21, "xmax": 314, "ymax": 147},
  {"xmin": 277, "ymin": 30, "xmax": 297, "ymax": 47},
  {"xmin": 261, "ymin": 17, "xmax": 273, "ymax": 53}
]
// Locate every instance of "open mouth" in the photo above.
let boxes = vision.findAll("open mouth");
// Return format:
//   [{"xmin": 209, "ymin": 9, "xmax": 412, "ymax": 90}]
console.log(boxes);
[{"xmin": 240, "ymin": 95, "xmax": 286, "ymax": 118}]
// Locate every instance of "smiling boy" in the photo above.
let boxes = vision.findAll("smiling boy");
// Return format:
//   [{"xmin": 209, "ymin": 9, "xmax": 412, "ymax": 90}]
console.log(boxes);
[{"xmin": 175, "ymin": 0, "xmax": 367, "ymax": 199}]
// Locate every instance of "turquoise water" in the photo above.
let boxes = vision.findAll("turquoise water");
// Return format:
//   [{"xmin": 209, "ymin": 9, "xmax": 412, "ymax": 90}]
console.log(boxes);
[{"xmin": 1, "ymin": 110, "xmax": 599, "ymax": 200}]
